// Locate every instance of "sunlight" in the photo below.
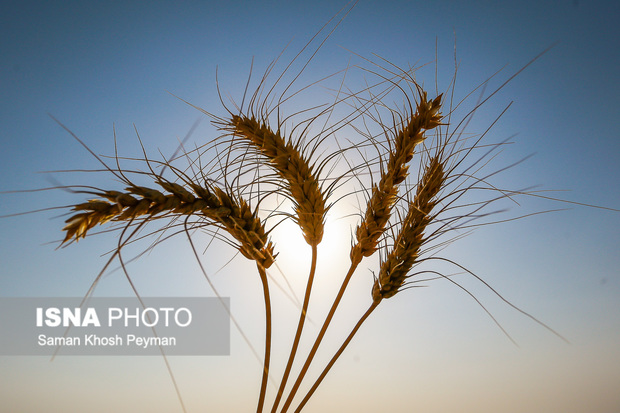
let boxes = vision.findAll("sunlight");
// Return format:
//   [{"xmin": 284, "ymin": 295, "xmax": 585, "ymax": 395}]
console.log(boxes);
[
  {"xmin": 317, "ymin": 206, "xmax": 355, "ymax": 268},
  {"xmin": 270, "ymin": 202, "xmax": 353, "ymax": 270}
]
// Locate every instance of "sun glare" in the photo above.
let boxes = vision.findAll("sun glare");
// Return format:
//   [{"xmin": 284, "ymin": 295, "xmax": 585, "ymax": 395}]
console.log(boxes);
[{"xmin": 270, "ymin": 203, "xmax": 353, "ymax": 270}]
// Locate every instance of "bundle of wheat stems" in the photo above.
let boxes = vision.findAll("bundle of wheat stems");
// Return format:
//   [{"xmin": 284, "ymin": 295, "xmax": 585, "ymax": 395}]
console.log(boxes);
[{"xmin": 47, "ymin": 9, "xmax": 581, "ymax": 413}]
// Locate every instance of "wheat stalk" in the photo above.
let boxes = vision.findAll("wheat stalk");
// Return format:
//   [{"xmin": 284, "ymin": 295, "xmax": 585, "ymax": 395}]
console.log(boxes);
[
  {"xmin": 293, "ymin": 152, "xmax": 446, "ymax": 412},
  {"xmin": 226, "ymin": 114, "xmax": 332, "ymax": 412}
]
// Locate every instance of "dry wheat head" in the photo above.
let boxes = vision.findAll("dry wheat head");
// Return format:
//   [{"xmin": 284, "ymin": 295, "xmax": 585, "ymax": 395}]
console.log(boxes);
[
  {"xmin": 62, "ymin": 180, "xmax": 276, "ymax": 268},
  {"xmin": 372, "ymin": 154, "xmax": 445, "ymax": 302},
  {"xmin": 229, "ymin": 114, "xmax": 326, "ymax": 247},
  {"xmin": 351, "ymin": 92, "xmax": 443, "ymax": 264}
]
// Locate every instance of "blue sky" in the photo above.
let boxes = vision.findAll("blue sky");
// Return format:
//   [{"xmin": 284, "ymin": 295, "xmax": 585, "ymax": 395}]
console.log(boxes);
[{"xmin": 1, "ymin": 1, "xmax": 619, "ymax": 412}]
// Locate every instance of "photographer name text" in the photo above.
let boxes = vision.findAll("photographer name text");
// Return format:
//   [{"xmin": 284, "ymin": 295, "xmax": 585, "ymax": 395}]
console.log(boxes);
[{"xmin": 37, "ymin": 333, "xmax": 176, "ymax": 348}]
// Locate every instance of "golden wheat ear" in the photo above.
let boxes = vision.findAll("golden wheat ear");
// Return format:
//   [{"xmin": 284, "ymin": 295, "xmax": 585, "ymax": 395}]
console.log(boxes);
[
  {"xmin": 372, "ymin": 154, "xmax": 445, "ymax": 302},
  {"xmin": 227, "ymin": 114, "xmax": 327, "ymax": 247},
  {"xmin": 62, "ymin": 179, "xmax": 276, "ymax": 268}
]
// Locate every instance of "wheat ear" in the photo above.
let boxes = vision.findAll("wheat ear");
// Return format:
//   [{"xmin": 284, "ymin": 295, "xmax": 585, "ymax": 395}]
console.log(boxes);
[
  {"xmin": 229, "ymin": 115, "xmax": 326, "ymax": 247},
  {"xmin": 351, "ymin": 91, "xmax": 443, "ymax": 263},
  {"xmin": 372, "ymin": 153, "xmax": 445, "ymax": 302},
  {"xmin": 62, "ymin": 180, "xmax": 276, "ymax": 269}
]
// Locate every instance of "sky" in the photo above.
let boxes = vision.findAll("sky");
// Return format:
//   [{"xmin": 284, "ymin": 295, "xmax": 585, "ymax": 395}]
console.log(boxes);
[{"xmin": 1, "ymin": 0, "xmax": 619, "ymax": 412}]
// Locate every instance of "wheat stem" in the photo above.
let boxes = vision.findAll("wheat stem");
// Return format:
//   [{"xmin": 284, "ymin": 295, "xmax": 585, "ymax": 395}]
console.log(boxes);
[
  {"xmin": 282, "ymin": 152, "xmax": 445, "ymax": 412},
  {"xmin": 279, "ymin": 259, "xmax": 359, "ymax": 413},
  {"xmin": 256, "ymin": 264, "xmax": 272, "ymax": 413},
  {"xmin": 270, "ymin": 244, "xmax": 318, "ymax": 412},
  {"xmin": 294, "ymin": 302, "xmax": 379, "ymax": 413}
]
